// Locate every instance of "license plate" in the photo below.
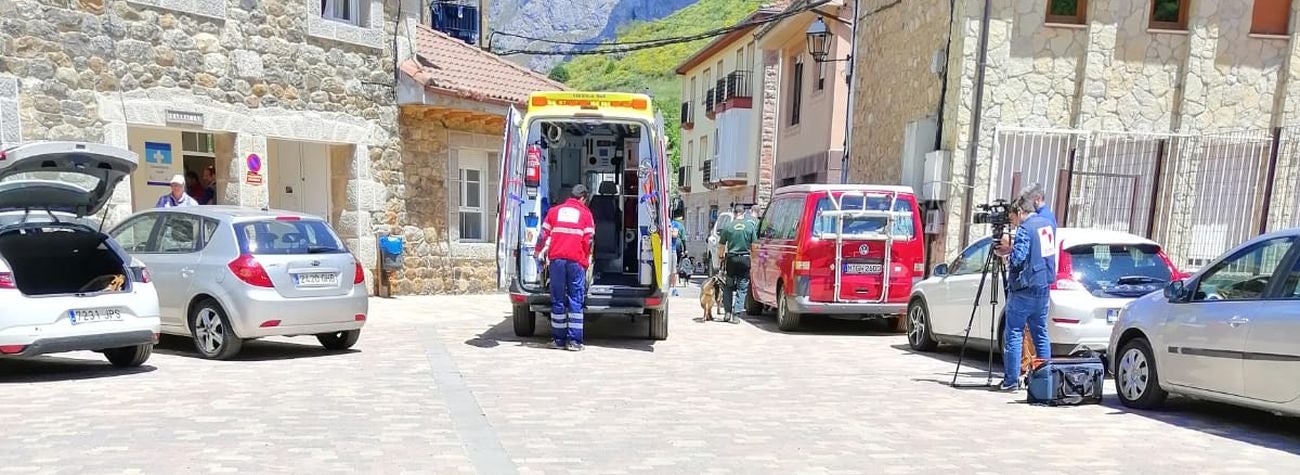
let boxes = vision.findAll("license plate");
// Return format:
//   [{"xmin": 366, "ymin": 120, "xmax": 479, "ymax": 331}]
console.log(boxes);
[
  {"xmin": 69, "ymin": 308, "xmax": 123, "ymax": 325},
  {"xmin": 1106, "ymin": 308, "xmax": 1121, "ymax": 323},
  {"xmin": 296, "ymin": 272, "xmax": 338, "ymax": 287},
  {"xmin": 844, "ymin": 263, "xmax": 883, "ymax": 275}
]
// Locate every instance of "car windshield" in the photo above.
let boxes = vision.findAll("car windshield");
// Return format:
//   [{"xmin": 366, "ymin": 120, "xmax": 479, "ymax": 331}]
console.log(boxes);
[
  {"xmin": 1067, "ymin": 243, "xmax": 1172, "ymax": 298},
  {"xmin": 811, "ymin": 195, "xmax": 914, "ymax": 238},
  {"xmin": 235, "ymin": 219, "xmax": 346, "ymax": 255}
]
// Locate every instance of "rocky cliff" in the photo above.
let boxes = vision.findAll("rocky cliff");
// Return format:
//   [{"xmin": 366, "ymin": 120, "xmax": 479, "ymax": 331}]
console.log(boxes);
[{"xmin": 488, "ymin": 0, "xmax": 697, "ymax": 70}]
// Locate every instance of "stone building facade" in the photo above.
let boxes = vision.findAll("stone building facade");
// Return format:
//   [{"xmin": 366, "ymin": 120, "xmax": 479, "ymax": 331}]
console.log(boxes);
[
  {"xmin": 0, "ymin": 0, "xmax": 559, "ymax": 294},
  {"xmin": 848, "ymin": 0, "xmax": 1300, "ymax": 266}
]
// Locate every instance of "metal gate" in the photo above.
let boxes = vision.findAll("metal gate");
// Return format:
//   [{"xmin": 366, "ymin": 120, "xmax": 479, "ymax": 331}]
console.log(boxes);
[{"xmin": 990, "ymin": 126, "xmax": 1293, "ymax": 270}]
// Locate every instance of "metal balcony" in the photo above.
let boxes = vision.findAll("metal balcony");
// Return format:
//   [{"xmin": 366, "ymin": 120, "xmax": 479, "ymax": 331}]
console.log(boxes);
[{"xmin": 680, "ymin": 101, "xmax": 693, "ymax": 129}]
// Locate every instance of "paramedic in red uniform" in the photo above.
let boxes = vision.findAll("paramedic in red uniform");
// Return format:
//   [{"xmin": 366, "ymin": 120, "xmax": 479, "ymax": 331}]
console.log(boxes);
[{"xmin": 535, "ymin": 184, "xmax": 596, "ymax": 351}]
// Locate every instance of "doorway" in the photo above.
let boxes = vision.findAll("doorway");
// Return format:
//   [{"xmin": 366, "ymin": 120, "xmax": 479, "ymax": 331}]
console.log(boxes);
[{"xmin": 268, "ymin": 140, "xmax": 331, "ymax": 221}]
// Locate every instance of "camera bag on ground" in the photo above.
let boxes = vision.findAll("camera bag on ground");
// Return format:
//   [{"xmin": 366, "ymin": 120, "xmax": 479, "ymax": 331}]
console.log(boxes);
[{"xmin": 1026, "ymin": 351, "xmax": 1105, "ymax": 406}]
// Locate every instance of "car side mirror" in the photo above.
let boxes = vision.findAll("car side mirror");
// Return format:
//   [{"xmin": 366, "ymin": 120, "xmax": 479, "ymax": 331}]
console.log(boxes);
[
  {"xmin": 932, "ymin": 263, "xmax": 949, "ymax": 277},
  {"xmin": 1164, "ymin": 280, "xmax": 1187, "ymax": 302}
]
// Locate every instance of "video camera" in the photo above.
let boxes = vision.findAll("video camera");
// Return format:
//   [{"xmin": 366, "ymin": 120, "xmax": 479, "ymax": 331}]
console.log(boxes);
[{"xmin": 973, "ymin": 199, "xmax": 1013, "ymax": 240}]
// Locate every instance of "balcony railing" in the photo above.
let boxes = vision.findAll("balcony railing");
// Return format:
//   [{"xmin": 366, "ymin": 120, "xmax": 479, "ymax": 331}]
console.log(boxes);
[
  {"xmin": 724, "ymin": 70, "xmax": 753, "ymax": 100},
  {"xmin": 680, "ymin": 101, "xmax": 693, "ymax": 129},
  {"xmin": 701, "ymin": 159, "xmax": 714, "ymax": 184},
  {"xmin": 704, "ymin": 89, "xmax": 716, "ymax": 114},
  {"xmin": 714, "ymin": 79, "xmax": 726, "ymax": 104}
]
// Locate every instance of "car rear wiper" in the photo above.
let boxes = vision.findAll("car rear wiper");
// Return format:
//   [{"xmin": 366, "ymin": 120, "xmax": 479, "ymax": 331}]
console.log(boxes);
[
  {"xmin": 306, "ymin": 246, "xmax": 340, "ymax": 254},
  {"xmin": 1116, "ymin": 275, "xmax": 1165, "ymax": 285}
]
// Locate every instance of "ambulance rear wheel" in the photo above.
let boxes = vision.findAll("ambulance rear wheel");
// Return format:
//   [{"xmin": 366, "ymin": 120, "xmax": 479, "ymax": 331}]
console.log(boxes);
[
  {"xmin": 513, "ymin": 304, "xmax": 535, "ymax": 337},
  {"xmin": 649, "ymin": 309, "xmax": 668, "ymax": 341}
]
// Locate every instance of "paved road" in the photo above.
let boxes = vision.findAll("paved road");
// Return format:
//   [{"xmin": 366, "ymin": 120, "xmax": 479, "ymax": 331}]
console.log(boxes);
[{"xmin": 2, "ymin": 288, "xmax": 1299, "ymax": 474}]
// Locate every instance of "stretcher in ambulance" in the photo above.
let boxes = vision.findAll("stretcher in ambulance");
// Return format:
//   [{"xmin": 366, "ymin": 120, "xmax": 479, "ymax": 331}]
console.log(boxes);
[{"xmin": 497, "ymin": 92, "xmax": 672, "ymax": 341}]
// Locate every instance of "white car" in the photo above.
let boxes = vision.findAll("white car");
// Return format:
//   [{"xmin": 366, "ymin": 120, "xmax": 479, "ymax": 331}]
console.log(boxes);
[
  {"xmin": 110, "ymin": 207, "xmax": 368, "ymax": 360},
  {"xmin": 906, "ymin": 228, "xmax": 1182, "ymax": 356},
  {"xmin": 0, "ymin": 142, "xmax": 161, "ymax": 367},
  {"xmin": 1109, "ymin": 229, "xmax": 1300, "ymax": 415},
  {"xmin": 702, "ymin": 211, "xmax": 734, "ymax": 276}
]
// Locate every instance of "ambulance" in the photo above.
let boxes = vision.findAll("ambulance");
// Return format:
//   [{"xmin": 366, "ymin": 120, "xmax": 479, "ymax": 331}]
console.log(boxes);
[{"xmin": 497, "ymin": 92, "xmax": 672, "ymax": 340}]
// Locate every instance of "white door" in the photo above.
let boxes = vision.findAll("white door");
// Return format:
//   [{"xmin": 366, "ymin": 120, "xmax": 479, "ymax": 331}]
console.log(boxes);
[
  {"xmin": 931, "ymin": 238, "xmax": 995, "ymax": 340},
  {"xmin": 271, "ymin": 141, "xmax": 330, "ymax": 220}
]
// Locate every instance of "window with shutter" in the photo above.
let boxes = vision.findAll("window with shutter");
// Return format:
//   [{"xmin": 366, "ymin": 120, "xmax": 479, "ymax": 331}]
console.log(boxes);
[{"xmin": 1252, "ymin": 0, "xmax": 1292, "ymax": 35}]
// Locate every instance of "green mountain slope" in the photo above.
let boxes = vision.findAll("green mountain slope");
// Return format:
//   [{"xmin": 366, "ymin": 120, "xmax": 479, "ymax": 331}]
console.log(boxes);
[{"xmin": 552, "ymin": 0, "xmax": 765, "ymax": 171}]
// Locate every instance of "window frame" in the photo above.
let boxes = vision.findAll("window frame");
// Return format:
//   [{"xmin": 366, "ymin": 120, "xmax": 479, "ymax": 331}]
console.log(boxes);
[
  {"xmin": 457, "ymin": 152, "xmax": 488, "ymax": 243},
  {"xmin": 1279, "ymin": 244, "xmax": 1300, "ymax": 299},
  {"xmin": 951, "ymin": 238, "xmax": 994, "ymax": 276},
  {"xmin": 1251, "ymin": 0, "xmax": 1293, "ymax": 35},
  {"xmin": 790, "ymin": 55, "xmax": 804, "ymax": 126},
  {"xmin": 156, "ymin": 213, "xmax": 206, "ymax": 254},
  {"xmin": 1189, "ymin": 236, "xmax": 1297, "ymax": 302},
  {"xmin": 1149, "ymin": 0, "xmax": 1190, "ymax": 31},
  {"xmin": 322, "ymin": 0, "xmax": 364, "ymax": 26},
  {"xmin": 1045, "ymin": 0, "xmax": 1088, "ymax": 25}
]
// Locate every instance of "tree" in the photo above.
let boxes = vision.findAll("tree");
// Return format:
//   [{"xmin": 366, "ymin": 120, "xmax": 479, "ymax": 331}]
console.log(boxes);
[{"xmin": 547, "ymin": 64, "xmax": 570, "ymax": 83}]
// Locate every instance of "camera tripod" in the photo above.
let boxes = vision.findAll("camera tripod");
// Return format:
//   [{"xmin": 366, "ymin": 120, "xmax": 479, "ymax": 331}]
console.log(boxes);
[{"xmin": 950, "ymin": 239, "xmax": 1009, "ymax": 388}]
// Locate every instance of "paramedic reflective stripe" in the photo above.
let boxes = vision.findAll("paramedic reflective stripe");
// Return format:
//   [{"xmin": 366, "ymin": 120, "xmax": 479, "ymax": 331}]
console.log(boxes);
[{"xmin": 553, "ymin": 227, "xmax": 594, "ymax": 236}]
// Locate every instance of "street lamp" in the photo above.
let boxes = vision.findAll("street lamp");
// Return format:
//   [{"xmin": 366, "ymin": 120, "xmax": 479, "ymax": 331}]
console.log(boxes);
[{"xmin": 805, "ymin": 17, "xmax": 849, "ymax": 63}]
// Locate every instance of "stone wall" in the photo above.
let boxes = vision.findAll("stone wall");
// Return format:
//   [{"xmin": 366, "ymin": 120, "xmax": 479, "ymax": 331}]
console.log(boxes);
[
  {"xmin": 849, "ymin": 0, "xmax": 950, "ymax": 184},
  {"xmin": 0, "ymin": 0, "xmax": 407, "ymax": 284},
  {"xmin": 388, "ymin": 106, "xmax": 497, "ymax": 294}
]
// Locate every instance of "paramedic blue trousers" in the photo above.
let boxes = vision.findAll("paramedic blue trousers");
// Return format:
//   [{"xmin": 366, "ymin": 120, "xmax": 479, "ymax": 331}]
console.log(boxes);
[
  {"xmin": 548, "ymin": 259, "xmax": 585, "ymax": 345},
  {"xmin": 1003, "ymin": 287, "xmax": 1051, "ymax": 387}
]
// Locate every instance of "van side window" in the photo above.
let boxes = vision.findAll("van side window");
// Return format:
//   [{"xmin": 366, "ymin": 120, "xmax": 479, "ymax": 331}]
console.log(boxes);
[
  {"xmin": 759, "ymin": 202, "xmax": 782, "ymax": 239},
  {"xmin": 779, "ymin": 200, "xmax": 801, "ymax": 239}
]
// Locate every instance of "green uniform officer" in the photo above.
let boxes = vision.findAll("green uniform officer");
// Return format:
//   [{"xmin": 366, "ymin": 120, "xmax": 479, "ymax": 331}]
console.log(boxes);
[{"xmin": 717, "ymin": 206, "xmax": 759, "ymax": 323}]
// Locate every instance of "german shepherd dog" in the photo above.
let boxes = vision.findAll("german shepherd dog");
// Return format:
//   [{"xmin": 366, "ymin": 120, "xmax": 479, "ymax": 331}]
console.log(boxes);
[{"xmin": 699, "ymin": 272, "xmax": 726, "ymax": 321}]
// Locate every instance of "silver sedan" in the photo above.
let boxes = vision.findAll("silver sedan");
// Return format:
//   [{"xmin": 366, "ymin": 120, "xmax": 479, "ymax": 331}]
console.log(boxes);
[
  {"xmin": 110, "ymin": 207, "xmax": 368, "ymax": 359},
  {"xmin": 1109, "ymin": 228, "xmax": 1300, "ymax": 415}
]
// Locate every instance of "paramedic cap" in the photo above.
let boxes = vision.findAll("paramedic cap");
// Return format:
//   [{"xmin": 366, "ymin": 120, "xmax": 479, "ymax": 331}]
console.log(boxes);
[
  {"xmin": 170, "ymin": 174, "xmax": 186, "ymax": 186},
  {"xmin": 571, "ymin": 184, "xmax": 589, "ymax": 198}
]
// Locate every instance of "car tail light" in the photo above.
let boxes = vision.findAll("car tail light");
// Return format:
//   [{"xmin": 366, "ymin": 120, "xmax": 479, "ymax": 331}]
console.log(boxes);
[
  {"xmin": 260, "ymin": 320, "xmax": 281, "ymax": 328},
  {"xmin": 510, "ymin": 293, "xmax": 527, "ymax": 303},
  {"xmin": 355, "ymin": 314, "xmax": 367, "ymax": 321},
  {"xmin": 0, "ymin": 345, "xmax": 26, "ymax": 354},
  {"xmin": 228, "ymin": 254, "xmax": 274, "ymax": 287},
  {"xmin": 645, "ymin": 296, "xmax": 663, "ymax": 307},
  {"xmin": 130, "ymin": 266, "xmax": 151, "ymax": 284},
  {"xmin": 1157, "ymin": 250, "xmax": 1188, "ymax": 280},
  {"xmin": 1051, "ymin": 249, "xmax": 1085, "ymax": 291},
  {"xmin": 0, "ymin": 272, "xmax": 14, "ymax": 289},
  {"xmin": 353, "ymin": 258, "xmax": 365, "ymax": 285}
]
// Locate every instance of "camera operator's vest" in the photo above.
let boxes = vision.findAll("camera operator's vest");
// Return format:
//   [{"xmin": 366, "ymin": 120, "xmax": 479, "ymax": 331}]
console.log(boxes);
[{"xmin": 1009, "ymin": 214, "xmax": 1057, "ymax": 292}]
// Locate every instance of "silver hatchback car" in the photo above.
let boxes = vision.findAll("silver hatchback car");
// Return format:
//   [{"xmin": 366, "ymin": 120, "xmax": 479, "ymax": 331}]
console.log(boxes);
[{"xmin": 110, "ymin": 207, "xmax": 368, "ymax": 359}]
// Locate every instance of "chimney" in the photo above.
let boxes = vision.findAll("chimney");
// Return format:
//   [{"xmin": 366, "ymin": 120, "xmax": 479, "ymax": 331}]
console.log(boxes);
[{"xmin": 479, "ymin": 0, "xmax": 490, "ymax": 49}]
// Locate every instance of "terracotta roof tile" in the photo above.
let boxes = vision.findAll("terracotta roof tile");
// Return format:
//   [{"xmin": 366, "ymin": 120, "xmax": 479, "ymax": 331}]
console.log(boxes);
[{"xmin": 405, "ymin": 25, "xmax": 566, "ymax": 105}]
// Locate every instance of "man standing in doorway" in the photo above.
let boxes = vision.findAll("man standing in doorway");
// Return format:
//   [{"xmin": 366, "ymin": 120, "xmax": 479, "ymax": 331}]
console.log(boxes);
[
  {"xmin": 717, "ymin": 205, "xmax": 758, "ymax": 324},
  {"xmin": 535, "ymin": 185, "xmax": 595, "ymax": 351},
  {"xmin": 156, "ymin": 174, "xmax": 199, "ymax": 208},
  {"xmin": 995, "ymin": 196, "xmax": 1055, "ymax": 391},
  {"xmin": 200, "ymin": 165, "xmax": 218, "ymax": 205}
]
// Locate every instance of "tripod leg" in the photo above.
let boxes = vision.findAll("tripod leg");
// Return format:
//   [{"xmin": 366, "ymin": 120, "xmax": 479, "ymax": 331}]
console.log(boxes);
[{"xmin": 950, "ymin": 251, "xmax": 999, "ymax": 386}]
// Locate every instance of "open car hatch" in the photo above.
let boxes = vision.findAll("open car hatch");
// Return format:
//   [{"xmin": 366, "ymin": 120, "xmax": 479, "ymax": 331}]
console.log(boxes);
[{"xmin": 0, "ymin": 142, "xmax": 138, "ymax": 217}]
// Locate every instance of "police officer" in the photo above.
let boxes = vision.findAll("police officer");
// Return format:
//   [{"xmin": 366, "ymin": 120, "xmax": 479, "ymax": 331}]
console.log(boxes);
[
  {"xmin": 535, "ymin": 185, "xmax": 596, "ymax": 351},
  {"xmin": 717, "ymin": 205, "xmax": 758, "ymax": 324},
  {"xmin": 995, "ymin": 196, "xmax": 1055, "ymax": 391}
]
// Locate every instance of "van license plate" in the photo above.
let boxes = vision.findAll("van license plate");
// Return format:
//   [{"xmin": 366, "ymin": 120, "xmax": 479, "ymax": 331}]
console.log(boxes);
[
  {"xmin": 1106, "ymin": 308, "xmax": 1121, "ymax": 323},
  {"xmin": 844, "ymin": 263, "xmax": 883, "ymax": 275},
  {"xmin": 69, "ymin": 308, "xmax": 123, "ymax": 325},
  {"xmin": 296, "ymin": 272, "xmax": 338, "ymax": 287}
]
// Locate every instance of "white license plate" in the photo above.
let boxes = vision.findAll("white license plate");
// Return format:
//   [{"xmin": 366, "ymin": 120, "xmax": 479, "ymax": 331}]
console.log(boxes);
[
  {"xmin": 296, "ymin": 272, "xmax": 338, "ymax": 287},
  {"xmin": 1106, "ymin": 308, "xmax": 1121, "ymax": 323},
  {"xmin": 844, "ymin": 263, "xmax": 883, "ymax": 275},
  {"xmin": 69, "ymin": 308, "xmax": 123, "ymax": 325}
]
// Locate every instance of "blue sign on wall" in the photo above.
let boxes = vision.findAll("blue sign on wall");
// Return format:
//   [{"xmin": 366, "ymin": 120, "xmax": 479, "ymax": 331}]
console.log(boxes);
[{"xmin": 144, "ymin": 141, "xmax": 174, "ymax": 186}]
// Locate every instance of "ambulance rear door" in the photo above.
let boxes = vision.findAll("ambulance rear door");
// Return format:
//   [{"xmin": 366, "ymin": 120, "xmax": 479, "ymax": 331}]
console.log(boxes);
[{"xmin": 496, "ymin": 106, "xmax": 524, "ymax": 291}]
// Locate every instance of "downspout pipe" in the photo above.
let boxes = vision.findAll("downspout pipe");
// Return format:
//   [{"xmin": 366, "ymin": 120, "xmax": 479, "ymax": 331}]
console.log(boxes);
[
  {"xmin": 840, "ymin": 0, "xmax": 861, "ymax": 184},
  {"xmin": 957, "ymin": 0, "xmax": 993, "ymax": 250}
]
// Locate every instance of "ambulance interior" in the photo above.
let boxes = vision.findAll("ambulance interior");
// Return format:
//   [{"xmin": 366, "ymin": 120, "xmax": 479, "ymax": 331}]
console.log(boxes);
[{"xmin": 517, "ymin": 119, "xmax": 660, "ymax": 292}]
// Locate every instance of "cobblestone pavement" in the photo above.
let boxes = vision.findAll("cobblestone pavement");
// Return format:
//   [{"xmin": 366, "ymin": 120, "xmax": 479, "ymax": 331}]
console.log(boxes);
[{"xmin": 2, "ymin": 288, "xmax": 1299, "ymax": 474}]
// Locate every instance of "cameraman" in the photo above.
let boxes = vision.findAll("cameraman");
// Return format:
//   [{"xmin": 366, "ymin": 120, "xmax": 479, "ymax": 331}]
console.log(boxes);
[{"xmin": 994, "ymin": 196, "xmax": 1056, "ymax": 391}]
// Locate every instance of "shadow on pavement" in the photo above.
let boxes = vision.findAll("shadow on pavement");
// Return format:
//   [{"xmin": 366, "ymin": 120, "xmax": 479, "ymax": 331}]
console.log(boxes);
[
  {"xmin": 745, "ymin": 313, "xmax": 903, "ymax": 336},
  {"xmin": 0, "ymin": 356, "xmax": 156, "ymax": 383},
  {"xmin": 154, "ymin": 335, "xmax": 359, "ymax": 361},
  {"xmin": 899, "ymin": 344, "xmax": 1300, "ymax": 453},
  {"xmin": 464, "ymin": 311, "xmax": 657, "ymax": 353}
]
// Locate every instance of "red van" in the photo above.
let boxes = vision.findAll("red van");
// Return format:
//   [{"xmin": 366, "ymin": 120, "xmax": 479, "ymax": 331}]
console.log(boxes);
[{"xmin": 749, "ymin": 185, "xmax": 925, "ymax": 331}]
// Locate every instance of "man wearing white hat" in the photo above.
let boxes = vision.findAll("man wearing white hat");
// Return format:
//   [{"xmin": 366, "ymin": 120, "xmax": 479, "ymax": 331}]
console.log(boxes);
[{"xmin": 156, "ymin": 174, "xmax": 199, "ymax": 208}]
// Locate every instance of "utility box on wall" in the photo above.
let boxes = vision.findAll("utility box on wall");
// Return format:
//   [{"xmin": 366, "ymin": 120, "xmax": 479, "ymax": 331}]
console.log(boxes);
[
  {"xmin": 922, "ymin": 150, "xmax": 949, "ymax": 202},
  {"xmin": 901, "ymin": 118, "xmax": 938, "ymax": 196}
]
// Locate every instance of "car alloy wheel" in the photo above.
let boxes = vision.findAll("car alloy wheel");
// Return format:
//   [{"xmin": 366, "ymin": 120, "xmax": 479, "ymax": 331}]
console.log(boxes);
[
  {"xmin": 1117, "ymin": 347, "xmax": 1150, "ymax": 401},
  {"xmin": 194, "ymin": 307, "xmax": 226, "ymax": 355},
  {"xmin": 907, "ymin": 305, "xmax": 926, "ymax": 346}
]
